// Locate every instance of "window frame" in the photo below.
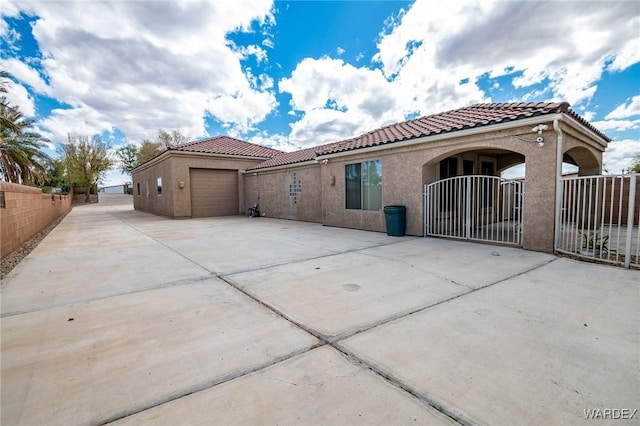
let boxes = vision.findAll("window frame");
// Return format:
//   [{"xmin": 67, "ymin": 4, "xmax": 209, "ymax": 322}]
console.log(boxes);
[
  {"xmin": 345, "ymin": 159, "xmax": 382, "ymax": 211},
  {"xmin": 157, "ymin": 177, "xmax": 163, "ymax": 196}
]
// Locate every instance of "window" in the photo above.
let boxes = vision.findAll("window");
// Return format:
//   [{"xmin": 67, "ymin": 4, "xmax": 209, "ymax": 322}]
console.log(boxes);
[
  {"xmin": 440, "ymin": 157, "xmax": 458, "ymax": 179},
  {"xmin": 137, "ymin": 182, "xmax": 140, "ymax": 196},
  {"xmin": 0, "ymin": 191, "xmax": 5, "ymax": 208},
  {"xmin": 439, "ymin": 157, "xmax": 459, "ymax": 212},
  {"xmin": 345, "ymin": 160, "xmax": 382, "ymax": 211},
  {"xmin": 157, "ymin": 177, "xmax": 162, "ymax": 195}
]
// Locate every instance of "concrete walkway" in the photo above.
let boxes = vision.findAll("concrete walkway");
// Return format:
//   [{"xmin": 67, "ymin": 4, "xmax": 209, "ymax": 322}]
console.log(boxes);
[{"xmin": 1, "ymin": 194, "xmax": 638, "ymax": 425}]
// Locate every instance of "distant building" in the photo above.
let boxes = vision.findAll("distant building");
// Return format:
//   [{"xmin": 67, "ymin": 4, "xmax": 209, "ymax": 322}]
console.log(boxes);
[{"xmin": 100, "ymin": 184, "xmax": 132, "ymax": 194}]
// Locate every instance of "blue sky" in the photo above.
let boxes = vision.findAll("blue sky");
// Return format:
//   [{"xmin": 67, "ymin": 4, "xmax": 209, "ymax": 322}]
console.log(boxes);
[{"xmin": 1, "ymin": 0, "xmax": 638, "ymax": 185}]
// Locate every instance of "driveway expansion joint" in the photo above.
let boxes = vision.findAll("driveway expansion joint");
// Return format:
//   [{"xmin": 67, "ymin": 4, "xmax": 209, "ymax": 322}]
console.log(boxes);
[
  {"xmin": 0, "ymin": 274, "xmax": 216, "ymax": 318},
  {"xmin": 333, "ymin": 344, "xmax": 476, "ymax": 426},
  {"xmin": 104, "ymin": 226, "xmax": 559, "ymax": 424},
  {"xmin": 99, "ymin": 345, "xmax": 323, "ymax": 425}
]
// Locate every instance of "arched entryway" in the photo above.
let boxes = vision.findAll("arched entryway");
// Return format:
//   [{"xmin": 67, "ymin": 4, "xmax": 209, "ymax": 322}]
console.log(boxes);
[{"xmin": 422, "ymin": 148, "xmax": 526, "ymax": 246}]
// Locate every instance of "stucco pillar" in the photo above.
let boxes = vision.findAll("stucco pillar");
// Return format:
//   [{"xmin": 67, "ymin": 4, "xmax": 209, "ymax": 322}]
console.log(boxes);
[{"xmin": 522, "ymin": 140, "xmax": 557, "ymax": 253}]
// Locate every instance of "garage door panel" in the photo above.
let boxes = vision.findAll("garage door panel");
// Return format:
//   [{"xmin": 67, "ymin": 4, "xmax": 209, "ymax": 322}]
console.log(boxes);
[{"xmin": 190, "ymin": 169, "xmax": 238, "ymax": 217}]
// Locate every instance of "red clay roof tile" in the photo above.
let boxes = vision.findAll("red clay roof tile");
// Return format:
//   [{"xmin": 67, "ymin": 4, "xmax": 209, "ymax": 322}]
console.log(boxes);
[
  {"xmin": 187, "ymin": 103, "xmax": 607, "ymax": 172},
  {"xmin": 314, "ymin": 102, "xmax": 608, "ymax": 157},
  {"xmin": 170, "ymin": 136, "xmax": 283, "ymax": 159}
]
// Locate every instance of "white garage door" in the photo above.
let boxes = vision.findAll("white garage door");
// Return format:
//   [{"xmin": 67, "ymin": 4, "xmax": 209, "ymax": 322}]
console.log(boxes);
[{"xmin": 190, "ymin": 168, "xmax": 239, "ymax": 218}]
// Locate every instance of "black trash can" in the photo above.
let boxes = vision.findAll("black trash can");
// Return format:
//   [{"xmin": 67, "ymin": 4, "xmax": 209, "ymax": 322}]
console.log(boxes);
[{"xmin": 383, "ymin": 205, "xmax": 406, "ymax": 237}]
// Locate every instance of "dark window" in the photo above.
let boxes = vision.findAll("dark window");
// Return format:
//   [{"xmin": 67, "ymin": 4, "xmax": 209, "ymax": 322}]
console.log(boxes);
[
  {"xmin": 137, "ymin": 182, "xmax": 140, "ymax": 196},
  {"xmin": 481, "ymin": 161, "xmax": 495, "ymax": 176},
  {"xmin": 440, "ymin": 157, "xmax": 458, "ymax": 179},
  {"xmin": 480, "ymin": 161, "xmax": 495, "ymax": 207},
  {"xmin": 157, "ymin": 177, "xmax": 162, "ymax": 195},
  {"xmin": 345, "ymin": 160, "xmax": 382, "ymax": 211},
  {"xmin": 463, "ymin": 160, "xmax": 474, "ymax": 175},
  {"xmin": 439, "ymin": 157, "xmax": 458, "ymax": 211},
  {"xmin": 0, "ymin": 191, "xmax": 5, "ymax": 208},
  {"xmin": 346, "ymin": 163, "xmax": 362, "ymax": 209}
]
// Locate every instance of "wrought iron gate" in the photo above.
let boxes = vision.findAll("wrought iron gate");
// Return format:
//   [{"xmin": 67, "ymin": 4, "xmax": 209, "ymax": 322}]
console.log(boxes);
[
  {"xmin": 424, "ymin": 175, "xmax": 524, "ymax": 246},
  {"xmin": 556, "ymin": 173, "xmax": 638, "ymax": 268}
]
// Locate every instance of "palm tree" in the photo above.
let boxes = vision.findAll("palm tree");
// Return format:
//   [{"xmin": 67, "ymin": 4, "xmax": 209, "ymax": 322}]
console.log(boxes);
[
  {"xmin": 0, "ymin": 70, "xmax": 20, "ymax": 133},
  {"xmin": 0, "ymin": 102, "xmax": 51, "ymax": 185}
]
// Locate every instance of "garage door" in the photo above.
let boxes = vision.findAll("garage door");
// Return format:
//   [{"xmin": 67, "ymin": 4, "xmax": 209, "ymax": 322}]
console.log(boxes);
[{"xmin": 190, "ymin": 168, "xmax": 239, "ymax": 218}]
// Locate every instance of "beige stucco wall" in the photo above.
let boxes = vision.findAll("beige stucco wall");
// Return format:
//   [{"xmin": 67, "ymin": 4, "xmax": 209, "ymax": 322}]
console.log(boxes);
[
  {"xmin": 132, "ymin": 153, "xmax": 265, "ymax": 218},
  {"xmin": 320, "ymin": 124, "xmax": 563, "ymax": 252},
  {"xmin": 132, "ymin": 155, "xmax": 175, "ymax": 216},
  {"xmin": 131, "ymin": 117, "xmax": 607, "ymax": 254},
  {"xmin": 562, "ymin": 128, "xmax": 603, "ymax": 176},
  {"xmin": 244, "ymin": 164, "xmax": 322, "ymax": 222}
]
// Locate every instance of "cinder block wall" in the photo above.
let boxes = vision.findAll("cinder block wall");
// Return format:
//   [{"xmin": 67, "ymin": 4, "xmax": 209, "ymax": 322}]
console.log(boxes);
[{"xmin": 0, "ymin": 181, "xmax": 73, "ymax": 259}]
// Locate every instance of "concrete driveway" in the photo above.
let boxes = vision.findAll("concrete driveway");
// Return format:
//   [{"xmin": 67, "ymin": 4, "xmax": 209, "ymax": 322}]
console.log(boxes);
[{"xmin": 2, "ymin": 194, "xmax": 638, "ymax": 425}]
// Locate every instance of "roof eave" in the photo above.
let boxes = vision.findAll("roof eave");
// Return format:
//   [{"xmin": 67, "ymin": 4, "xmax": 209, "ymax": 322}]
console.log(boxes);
[
  {"xmin": 316, "ymin": 114, "xmax": 567, "ymax": 160},
  {"xmin": 243, "ymin": 159, "xmax": 319, "ymax": 173},
  {"xmin": 132, "ymin": 150, "xmax": 274, "ymax": 174}
]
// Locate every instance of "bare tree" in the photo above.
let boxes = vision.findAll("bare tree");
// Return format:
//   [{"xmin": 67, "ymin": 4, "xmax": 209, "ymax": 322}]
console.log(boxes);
[
  {"xmin": 61, "ymin": 135, "xmax": 113, "ymax": 202},
  {"xmin": 122, "ymin": 129, "xmax": 190, "ymax": 167},
  {"xmin": 157, "ymin": 129, "xmax": 189, "ymax": 149}
]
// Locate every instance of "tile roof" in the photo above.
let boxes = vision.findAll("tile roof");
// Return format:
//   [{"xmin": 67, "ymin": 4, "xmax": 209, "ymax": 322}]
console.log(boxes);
[
  {"xmin": 245, "ymin": 143, "xmax": 335, "ymax": 171},
  {"xmin": 169, "ymin": 136, "xmax": 283, "ymax": 159},
  {"xmin": 319, "ymin": 102, "xmax": 609, "ymax": 156},
  {"xmin": 248, "ymin": 102, "xmax": 609, "ymax": 171}
]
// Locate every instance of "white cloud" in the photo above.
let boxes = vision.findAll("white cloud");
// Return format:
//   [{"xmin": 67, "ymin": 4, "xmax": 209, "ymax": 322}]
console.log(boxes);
[
  {"xmin": 336, "ymin": 46, "xmax": 345, "ymax": 56},
  {"xmin": 606, "ymin": 95, "xmax": 640, "ymax": 120},
  {"xmin": 246, "ymin": 132, "xmax": 299, "ymax": 152},
  {"xmin": 2, "ymin": 81, "xmax": 36, "ymax": 117},
  {"xmin": 0, "ymin": 58, "xmax": 50, "ymax": 95},
  {"xmin": 603, "ymin": 139, "xmax": 640, "ymax": 174},
  {"xmin": 279, "ymin": 57, "xmax": 407, "ymax": 146},
  {"xmin": 591, "ymin": 119, "xmax": 640, "ymax": 133},
  {"xmin": 233, "ymin": 44, "xmax": 268, "ymax": 64},
  {"xmin": 607, "ymin": 16, "xmax": 640, "ymax": 72},
  {"xmin": 2, "ymin": 0, "xmax": 277, "ymax": 143},
  {"xmin": 374, "ymin": 0, "xmax": 638, "ymax": 106},
  {"xmin": 277, "ymin": 0, "xmax": 637, "ymax": 153}
]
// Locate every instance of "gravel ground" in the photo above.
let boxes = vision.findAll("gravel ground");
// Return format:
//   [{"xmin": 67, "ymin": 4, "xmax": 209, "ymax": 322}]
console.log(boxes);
[{"xmin": 1, "ymin": 209, "xmax": 71, "ymax": 280}]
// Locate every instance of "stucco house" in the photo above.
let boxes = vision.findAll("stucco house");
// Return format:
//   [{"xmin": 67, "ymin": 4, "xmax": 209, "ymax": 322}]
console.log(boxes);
[
  {"xmin": 132, "ymin": 137, "xmax": 282, "ymax": 218},
  {"xmin": 132, "ymin": 102, "xmax": 610, "ymax": 253}
]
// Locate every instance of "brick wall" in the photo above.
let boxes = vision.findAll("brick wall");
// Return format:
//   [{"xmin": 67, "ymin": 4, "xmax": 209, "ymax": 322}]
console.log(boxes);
[{"xmin": 0, "ymin": 181, "xmax": 73, "ymax": 259}]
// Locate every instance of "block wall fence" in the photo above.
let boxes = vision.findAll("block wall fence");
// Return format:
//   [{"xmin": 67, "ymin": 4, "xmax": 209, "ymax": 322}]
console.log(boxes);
[{"xmin": 0, "ymin": 181, "xmax": 73, "ymax": 259}]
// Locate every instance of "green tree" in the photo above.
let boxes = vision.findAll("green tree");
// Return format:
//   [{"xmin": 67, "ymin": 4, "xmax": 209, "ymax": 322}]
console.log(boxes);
[
  {"xmin": 113, "ymin": 129, "xmax": 189, "ymax": 173},
  {"xmin": 137, "ymin": 140, "xmax": 164, "ymax": 164},
  {"xmin": 0, "ymin": 101, "xmax": 50, "ymax": 185},
  {"xmin": 115, "ymin": 144, "xmax": 139, "ymax": 175},
  {"xmin": 43, "ymin": 159, "xmax": 69, "ymax": 192},
  {"xmin": 631, "ymin": 154, "xmax": 640, "ymax": 173},
  {"xmin": 61, "ymin": 135, "xmax": 113, "ymax": 202},
  {"xmin": 0, "ymin": 70, "xmax": 21, "ymax": 134},
  {"xmin": 135, "ymin": 129, "xmax": 190, "ymax": 165}
]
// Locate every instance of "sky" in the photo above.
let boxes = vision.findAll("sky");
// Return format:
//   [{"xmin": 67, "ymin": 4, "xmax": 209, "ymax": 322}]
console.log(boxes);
[{"xmin": 1, "ymin": 0, "xmax": 638, "ymax": 186}]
